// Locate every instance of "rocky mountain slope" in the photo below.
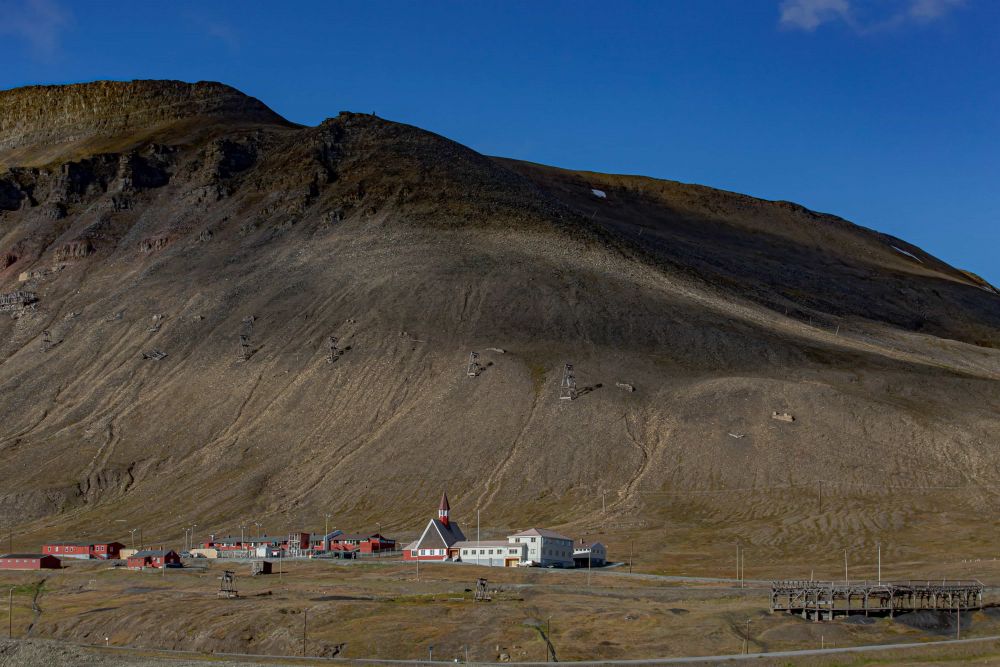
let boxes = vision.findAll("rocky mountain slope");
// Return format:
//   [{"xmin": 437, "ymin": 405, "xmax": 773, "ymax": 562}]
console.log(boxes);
[{"xmin": 0, "ymin": 80, "xmax": 997, "ymax": 561}]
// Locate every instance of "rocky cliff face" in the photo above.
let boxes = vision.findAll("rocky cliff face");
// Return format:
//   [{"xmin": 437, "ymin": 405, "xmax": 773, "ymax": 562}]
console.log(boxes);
[
  {"xmin": 0, "ymin": 81, "xmax": 997, "ymax": 560},
  {"xmin": 0, "ymin": 79, "xmax": 290, "ymax": 167}
]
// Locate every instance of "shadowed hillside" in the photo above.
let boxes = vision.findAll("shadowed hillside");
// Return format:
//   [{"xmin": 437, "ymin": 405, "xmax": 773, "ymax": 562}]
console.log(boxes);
[{"xmin": 0, "ymin": 80, "xmax": 997, "ymax": 569}]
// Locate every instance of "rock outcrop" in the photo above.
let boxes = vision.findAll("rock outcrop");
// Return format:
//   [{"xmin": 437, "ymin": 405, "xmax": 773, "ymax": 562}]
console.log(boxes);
[{"xmin": 0, "ymin": 79, "xmax": 290, "ymax": 166}]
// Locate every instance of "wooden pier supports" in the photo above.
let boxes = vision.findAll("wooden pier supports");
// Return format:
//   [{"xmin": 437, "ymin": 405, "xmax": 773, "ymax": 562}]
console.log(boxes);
[{"xmin": 769, "ymin": 580, "xmax": 983, "ymax": 621}]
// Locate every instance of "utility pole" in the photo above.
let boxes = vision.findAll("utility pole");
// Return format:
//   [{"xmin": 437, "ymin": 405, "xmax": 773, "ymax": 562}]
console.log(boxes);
[
  {"xmin": 844, "ymin": 549, "xmax": 849, "ymax": 585},
  {"xmin": 428, "ymin": 645, "xmax": 433, "ymax": 661},
  {"xmin": 324, "ymin": 514, "xmax": 331, "ymax": 537},
  {"xmin": 477, "ymin": 509, "xmax": 481, "ymax": 549},
  {"xmin": 588, "ymin": 550, "xmax": 592, "ymax": 587},
  {"xmin": 546, "ymin": 617, "xmax": 551, "ymax": 662},
  {"xmin": 8, "ymin": 587, "xmax": 12, "ymax": 638},
  {"xmin": 601, "ymin": 490, "xmax": 606, "ymax": 514},
  {"xmin": 302, "ymin": 609, "xmax": 308, "ymax": 656},
  {"xmin": 629, "ymin": 541, "xmax": 633, "ymax": 574},
  {"xmin": 877, "ymin": 541, "xmax": 881, "ymax": 584},
  {"xmin": 741, "ymin": 548, "xmax": 745, "ymax": 588},
  {"xmin": 736, "ymin": 544, "xmax": 740, "ymax": 583},
  {"xmin": 744, "ymin": 618, "xmax": 751, "ymax": 654},
  {"xmin": 956, "ymin": 599, "xmax": 961, "ymax": 640}
]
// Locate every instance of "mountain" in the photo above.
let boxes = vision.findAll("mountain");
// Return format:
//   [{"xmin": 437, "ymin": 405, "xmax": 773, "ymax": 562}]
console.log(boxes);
[{"xmin": 0, "ymin": 80, "xmax": 997, "ymax": 561}]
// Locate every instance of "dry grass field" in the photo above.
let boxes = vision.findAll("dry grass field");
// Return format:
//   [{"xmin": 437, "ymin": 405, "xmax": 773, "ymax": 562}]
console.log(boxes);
[{"xmin": 2, "ymin": 556, "xmax": 1000, "ymax": 664}]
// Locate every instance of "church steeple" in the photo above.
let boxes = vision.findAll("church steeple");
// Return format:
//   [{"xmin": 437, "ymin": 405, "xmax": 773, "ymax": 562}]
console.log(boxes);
[{"xmin": 438, "ymin": 491, "xmax": 450, "ymax": 526}]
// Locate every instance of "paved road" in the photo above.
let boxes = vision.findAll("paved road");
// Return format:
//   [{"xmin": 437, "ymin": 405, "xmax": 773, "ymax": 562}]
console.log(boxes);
[{"xmin": 85, "ymin": 634, "xmax": 1000, "ymax": 665}]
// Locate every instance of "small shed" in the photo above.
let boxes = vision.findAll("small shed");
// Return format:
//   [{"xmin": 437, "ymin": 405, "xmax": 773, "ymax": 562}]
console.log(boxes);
[{"xmin": 250, "ymin": 560, "xmax": 273, "ymax": 576}]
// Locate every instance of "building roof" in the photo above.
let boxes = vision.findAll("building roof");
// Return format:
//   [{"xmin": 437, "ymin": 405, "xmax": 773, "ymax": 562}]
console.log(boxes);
[
  {"xmin": 573, "ymin": 542, "xmax": 606, "ymax": 554},
  {"xmin": 131, "ymin": 550, "xmax": 176, "ymax": 558},
  {"xmin": 439, "ymin": 491, "xmax": 450, "ymax": 512},
  {"xmin": 334, "ymin": 533, "xmax": 374, "ymax": 541},
  {"xmin": 42, "ymin": 541, "xmax": 94, "ymax": 547},
  {"xmin": 509, "ymin": 528, "xmax": 573, "ymax": 541},
  {"xmin": 309, "ymin": 530, "xmax": 344, "ymax": 541},
  {"xmin": 453, "ymin": 540, "xmax": 514, "ymax": 549},
  {"xmin": 410, "ymin": 518, "xmax": 465, "ymax": 551},
  {"xmin": 0, "ymin": 553, "xmax": 52, "ymax": 559}
]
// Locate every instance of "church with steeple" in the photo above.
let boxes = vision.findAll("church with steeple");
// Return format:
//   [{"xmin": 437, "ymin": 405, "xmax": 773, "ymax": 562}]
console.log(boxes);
[{"xmin": 402, "ymin": 491, "xmax": 467, "ymax": 561}]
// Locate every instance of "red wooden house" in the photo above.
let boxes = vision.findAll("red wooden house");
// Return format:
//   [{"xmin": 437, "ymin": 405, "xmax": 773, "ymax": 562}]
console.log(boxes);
[
  {"xmin": 127, "ymin": 549, "xmax": 180, "ymax": 570},
  {"xmin": 42, "ymin": 541, "xmax": 125, "ymax": 560},
  {"xmin": 330, "ymin": 533, "xmax": 397, "ymax": 553},
  {"xmin": 0, "ymin": 554, "xmax": 61, "ymax": 570}
]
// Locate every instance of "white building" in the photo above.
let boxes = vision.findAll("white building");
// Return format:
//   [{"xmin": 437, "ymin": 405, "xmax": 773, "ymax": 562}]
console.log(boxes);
[
  {"xmin": 455, "ymin": 540, "xmax": 527, "ymax": 567},
  {"xmin": 508, "ymin": 528, "xmax": 575, "ymax": 568},
  {"xmin": 403, "ymin": 492, "xmax": 466, "ymax": 561},
  {"xmin": 573, "ymin": 542, "xmax": 607, "ymax": 567}
]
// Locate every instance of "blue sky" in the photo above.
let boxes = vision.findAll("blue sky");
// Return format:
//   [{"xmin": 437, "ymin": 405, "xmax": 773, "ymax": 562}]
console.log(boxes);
[{"xmin": 1, "ymin": 0, "xmax": 997, "ymax": 284}]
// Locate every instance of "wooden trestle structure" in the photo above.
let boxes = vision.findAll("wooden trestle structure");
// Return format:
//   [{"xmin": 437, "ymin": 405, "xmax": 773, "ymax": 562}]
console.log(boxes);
[{"xmin": 770, "ymin": 580, "xmax": 983, "ymax": 621}]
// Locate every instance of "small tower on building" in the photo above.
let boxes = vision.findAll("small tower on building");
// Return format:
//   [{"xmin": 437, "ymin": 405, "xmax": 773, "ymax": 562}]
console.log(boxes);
[{"xmin": 438, "ymin": 491, "xmax": 451, "ymax": 527}]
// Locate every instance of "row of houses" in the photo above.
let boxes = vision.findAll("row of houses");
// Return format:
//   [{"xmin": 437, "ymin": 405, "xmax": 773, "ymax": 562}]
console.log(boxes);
[
  {"xmin": 402, "ymin": 493, "xmax": 607, "ymax": 568},
  {"xmin": 39, "ymin": 540, "xmax": 181, "ymax": 570},
  {"xmin": 197, "ymin": 530, "xmax": 396, "ymax": 558},
  {"xmin": 3, "ymin": 495, "xmax": 600, "ymax": 572},
  {"xmin": 0, "ymin": 528, "xmax": 398, "ymax": 571},
  {"xmin": 1, "ymin": 541, "xmax": 132, "ymax": 571},
  {"xmin": 0, "ymin": 548, "xmax": 180, "ymax": 571}
]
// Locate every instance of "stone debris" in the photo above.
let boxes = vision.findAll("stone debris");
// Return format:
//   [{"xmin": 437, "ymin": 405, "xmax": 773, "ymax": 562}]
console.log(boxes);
[
  {"xmin": 106, "ymin": 311, "xmax": 124, "ymax": 322},
  {"xmin": 142, "ymin": 349, "xmax": 167, "ymax": 360},
  {"xmin": 18, "ymin": 268, "xmax": 51, "ymax": 282},
  {"xmin": 64, "ymin": 311, "xmax": 80, "ymax": 320},
  {"xmin": 53, "ymin": 239, "xmax": 93, "ymax": 262},
  {"xmin": 728, "ymin": 432, "xmax": 745, "ymax": 439},
  {"xmin": 615, "ymin": 381, "xmax": 635, "ymax": 392},
  {"xmin": 486, "ymin": 347, "xmax": 506, "ymax": 354},
  {"xmin": 0, "ymin": 290, "xmax": 38, "ymax": 312},
  {"xmin": 138, "ymin": 236, "xmax": 170, "ymax": 253},
  {"xmin": 771, "ymin": 411, "xmax": 795, "ymax": 423}
]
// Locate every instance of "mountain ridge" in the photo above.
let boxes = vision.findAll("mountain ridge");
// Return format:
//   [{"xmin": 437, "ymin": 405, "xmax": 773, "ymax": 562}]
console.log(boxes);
[{"xmin": 0, "ymin": 80, "xmax": 996, "ymax": 564}]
